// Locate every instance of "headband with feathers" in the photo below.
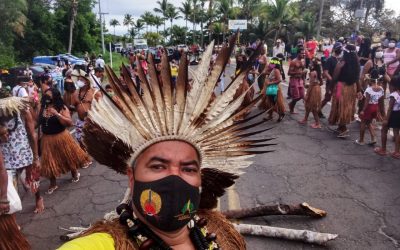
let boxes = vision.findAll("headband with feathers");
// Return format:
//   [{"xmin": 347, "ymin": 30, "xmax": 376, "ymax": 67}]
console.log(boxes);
[
  {"xmin": 83, "ymin": 34, "xmax": 274, "ymax": 209},
  {"xmin": 0, "ymin": 97, "xmax": 30, "ymax": 117}
]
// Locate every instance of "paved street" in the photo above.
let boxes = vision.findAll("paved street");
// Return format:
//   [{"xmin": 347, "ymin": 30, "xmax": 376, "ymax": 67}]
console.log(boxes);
[{"xmin": 17, "ymin": 63, "xmax": 400, "ymax": 250}]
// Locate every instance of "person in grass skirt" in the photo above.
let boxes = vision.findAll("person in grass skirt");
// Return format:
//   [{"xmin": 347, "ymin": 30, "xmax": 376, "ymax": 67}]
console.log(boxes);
[
  {"xmin": 299, "ymin": 58, "xmax": 323, "ymax": 128},
  {"xmin": 374, "ymin": 75, "xmax": 400, "ymax": 159},
  {"xmin": 39, "ymin": 88, "xmax": 91, "ymax": 194},
  {"xmin": 258, "ymin": 57, "xmax": 286, "ymax": 122},
  {"xmin": 328, "ymin": 44, "xmax": 362, "ymax": 138}
]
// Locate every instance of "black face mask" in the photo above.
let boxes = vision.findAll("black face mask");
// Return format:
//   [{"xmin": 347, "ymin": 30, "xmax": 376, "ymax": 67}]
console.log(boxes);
[
  {"xmin": 42, "ymin": 95, "xmax": 52, "ymax": 105},
  {"xmin": 132, "ymin": 175, "xmax": 200, "ymax": 232}
]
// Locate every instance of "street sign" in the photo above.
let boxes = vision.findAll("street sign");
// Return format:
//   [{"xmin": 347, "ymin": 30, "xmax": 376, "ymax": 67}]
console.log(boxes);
[
  {"xmin": 228, "ymin": 20, "xmax": 247, "ymax": 30},
  {"xmin": 355, "ymin": 8, "xmax": 366, "ymax": 18}
]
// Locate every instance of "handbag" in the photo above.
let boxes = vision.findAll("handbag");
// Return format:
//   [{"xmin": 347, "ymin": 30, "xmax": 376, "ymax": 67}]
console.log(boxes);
[
  {"xmin": 6, "ymin": 171, "xmax": 22, "ymax": 214},
  {"xmin": 266, "ymin": 84, "xmax": 279, "ymax": 96}
]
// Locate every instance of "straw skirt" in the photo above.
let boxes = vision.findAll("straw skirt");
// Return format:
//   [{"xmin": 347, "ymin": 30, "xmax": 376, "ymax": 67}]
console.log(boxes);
[
  {"xmin": 0, "ymin": 215, "xmax": 30, "ymax": 250},
  {"xmin": 305, "ymin": 84, "xmax": 322, "ymax": 112},
  {"xmin": 259, "ymin": 86, "xmax": 286, "ymax": 114},
  {"xmin": 328, "ymin": 82, "xmax": 357, "ymax": 125},
  {"xmin": 40, "ymin": 130, "xmax": 90, "ymax": 178}
]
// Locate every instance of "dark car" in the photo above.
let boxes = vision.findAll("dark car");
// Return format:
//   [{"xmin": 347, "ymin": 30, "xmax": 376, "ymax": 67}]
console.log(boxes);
[{"xmin": 0, "ymin": 66, "xmax": 45, "ymax": 88}]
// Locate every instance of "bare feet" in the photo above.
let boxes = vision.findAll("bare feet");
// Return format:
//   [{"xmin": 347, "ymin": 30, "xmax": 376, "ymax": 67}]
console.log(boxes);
[
  {"xmin": 34, "ymin": 197, "xmax": 44, "ymax": 214},
  {"xmin": 298, "ymin": 119, "xmax": 307, "ymax": 125},
  {"xmin": 374, "ymin": 147, "xmax": 387, "ymax": 156},
  {"xmin": 391, "ymin": 152, "xmax": 400, "ymax": 159},
  {"xmin": 311, "ymin": 123, "xmax": 322, "ymax": 129}
]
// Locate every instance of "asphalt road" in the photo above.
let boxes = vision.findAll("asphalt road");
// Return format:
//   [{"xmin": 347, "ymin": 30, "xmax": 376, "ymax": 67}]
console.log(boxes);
[{"xmin": 16, "ymin": 61, "xmax": 400, "ymax": 250}]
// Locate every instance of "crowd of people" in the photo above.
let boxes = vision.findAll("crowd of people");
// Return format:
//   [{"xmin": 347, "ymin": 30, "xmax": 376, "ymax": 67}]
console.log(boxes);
[{"xmin": 0, "ymin": 30, "xmax": 399, "ymax": 249}]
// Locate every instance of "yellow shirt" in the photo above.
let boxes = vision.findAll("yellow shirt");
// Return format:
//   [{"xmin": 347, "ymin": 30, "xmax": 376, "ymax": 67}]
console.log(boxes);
[
  {"xmin": 171, "ymin": 66, "xmax": 178, "ymax": 77},
  {"xmin": 57, "ymin": 233, "xmax": 115, "ymax": 250}
]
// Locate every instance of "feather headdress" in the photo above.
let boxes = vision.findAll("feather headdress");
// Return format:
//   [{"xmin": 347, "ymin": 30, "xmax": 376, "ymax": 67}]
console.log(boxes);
[
  {"xmin": 83, "ymin": 34, "xmax": 274, "ymax": 208},
  {"xmin": 0, "ymin": 97, "xmax": 30, "ymax": 117}
]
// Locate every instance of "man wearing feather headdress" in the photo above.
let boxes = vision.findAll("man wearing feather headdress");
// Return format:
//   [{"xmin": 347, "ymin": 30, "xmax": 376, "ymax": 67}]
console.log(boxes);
[{"xmin": 58, "ymin": 34, "xmax": 272, "ymax": 250}]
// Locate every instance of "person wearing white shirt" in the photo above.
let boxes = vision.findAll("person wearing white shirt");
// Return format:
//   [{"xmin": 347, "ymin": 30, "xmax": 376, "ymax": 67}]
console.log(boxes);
[
  {"xmin": 12, "ymin": 77, "xmax": 29, "ymax": 97},
  {"xmin": 95, "ymin": 54, "xmax": 105, "ymax": 69},
  {"xmin": 273, "ymin": 39, "xmax": 285, "ymax": 57}
]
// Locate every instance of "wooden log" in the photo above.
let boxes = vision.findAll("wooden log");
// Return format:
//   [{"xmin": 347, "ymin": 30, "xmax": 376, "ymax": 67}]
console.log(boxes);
[
  {"xmin": 223, "ymin": 202, "xmax": 327, "ymax": 219},
  {"xmin": 234, "ymin": 223, "xmax": 338, "ymax": 245}
]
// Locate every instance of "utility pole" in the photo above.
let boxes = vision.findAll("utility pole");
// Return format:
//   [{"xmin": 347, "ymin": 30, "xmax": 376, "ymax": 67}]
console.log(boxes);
[
  {"xmin": 316, "ymin": 0, "xmax": 325, "ymax": 40},
  {"xmin": 98, "ymin": 0, "xmax": 108, "ymax": 55}
]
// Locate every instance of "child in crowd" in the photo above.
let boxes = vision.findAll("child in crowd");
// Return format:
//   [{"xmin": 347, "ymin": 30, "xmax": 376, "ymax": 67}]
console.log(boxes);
[
  {"xmin": 299, "ymin": 58, "xmax": 322, "ymax": 128},
  {"xmin": 355, "ymin": 70, "xmax": 385, "ymax": 145},
  {"xmin": 374, "ymin": 75, "xmax": 400, "ymax": 159}
]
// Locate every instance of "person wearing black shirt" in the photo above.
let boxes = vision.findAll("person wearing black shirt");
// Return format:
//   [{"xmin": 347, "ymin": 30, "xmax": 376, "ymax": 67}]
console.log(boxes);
[{"xmin": 321, "ymin": 42, "xmax": 342, "ymax": 118}]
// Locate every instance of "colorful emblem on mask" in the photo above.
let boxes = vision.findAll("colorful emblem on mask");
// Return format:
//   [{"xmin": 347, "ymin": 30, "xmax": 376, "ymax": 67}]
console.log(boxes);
[
  {"xmin": 175, "ymin": 199, "xmax": 196, "ymax": 221},
  {"xmin": 140, "ymin": 189, "xmax": 162, "ymax": 216}
]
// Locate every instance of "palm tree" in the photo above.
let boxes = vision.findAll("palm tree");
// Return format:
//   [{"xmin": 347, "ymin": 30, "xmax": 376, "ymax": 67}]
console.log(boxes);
[
  {"xmin": 129, "ymin": 27, "xmax": 137, "ymax": 41},
  {"xmin": 165, "ymin": 4, "xmax": 181, "ymax": 33},
  {"xmin": 141, "ymin": 11, "xmax": 155, "ymax": 32},
  {"xmin": 153, "ymin": 16, "xmax": 164, "ymax": 34},
  {"xmin": 68, "ymin": 0, "xmax": 78, "ymax": 53},
  {"xmin": 179, "ymin": 0, "xmax": 192, "ymax": 44},
  {"xmin": 199, "ymin": 0, "xmax": 207, "ymax": 48},
  {"xmin": 266, "ymin": 0, "xmax": 292, "ymax": 42},
  {"xmin": 123, "ymin": 14, "xmax": 134, "ymax": 34},
  {"xmin": 191, "ymin": 0, "xmax": 199, "ymax": 35},
  {"xmin": 154, "ymin": 0, "xmax": 169, "ymax": 36},
  {"xmin": 109, "ymin": 19, "xmax": 120, "ymax": 38},
  {"xmin": 216, "ymin": 0, "xmax": 231, "ymax": 42},
  {"xmin": 133, "ymin": 19, "xmax": 145, "ymax": 37}
]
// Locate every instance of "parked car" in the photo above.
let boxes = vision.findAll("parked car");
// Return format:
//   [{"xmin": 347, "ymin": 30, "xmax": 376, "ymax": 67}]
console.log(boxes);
[
  {"xmin": 33, "ymin": 54, "xmax": 86, "ymax": 67},
  {"xmin": 177, "ymin": 44, "xmax": 189, "ymax": 52},
  {"xmin": 0, "ymin": 66, "xmax": 46, "ymax": 88}
]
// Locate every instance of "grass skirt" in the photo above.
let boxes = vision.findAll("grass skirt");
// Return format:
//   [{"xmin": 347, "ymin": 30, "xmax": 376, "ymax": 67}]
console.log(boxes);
[
  {"xmin": 0, "ymin": 215, "xmax": 30, "ymax": 250},
  {"xmin": 40, "ymin": 130, "xmax": 90, "ymax": 178},
  {"xmin": 328, "ymin": 82, "xmax": 357, "ymax": 125},
  {"xmin": 234, "ymin": 80, "xmax": 255, "ymax": 119},
  {"xmin": 258, "ymin": 86, "xmax": 286, "ymax": 114},
  {"xmin": 305, "ymin": 84, "xmax": 322, "ymax": 112}
]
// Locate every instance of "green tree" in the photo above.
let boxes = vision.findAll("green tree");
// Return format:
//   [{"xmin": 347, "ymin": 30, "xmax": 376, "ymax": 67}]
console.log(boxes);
[
  {"xmin": 109, "ymin": 19, "xmax": 120, "ymax": 38},
  {"xmin": 154, "ymin": 0, "xmax": 169, "ymax": 36},
  {"xmin": 123, "ymin": 14, "xmax": 134, "ymax": 35},
  {"xmin": 169, "ymin": 25, "xmax": 187, "ymax": 44},
  {"xmin": 179, "ymin": 0, "xmax": 192, "ymax": 44},
  {"xmin": 143, "ymin": 32, "xmax": 163, "ymax": 46},
  {"xmin": 133, "ymin": 19, "xmax": 145, "ymax": 37},
  {"xmin": 153, "ymin": 16, "xmax": 164, "ymax": 34},
  {"xmin": 266, "ymin": 0, "xmax": 292, "ymax": 41},
  {"xmin": 141, "ymin": 11, "xmax": 155, "ymax": 32},
  {"xmin": 165, "ymin": 4, "xmax": 181, "ymax": 34}
]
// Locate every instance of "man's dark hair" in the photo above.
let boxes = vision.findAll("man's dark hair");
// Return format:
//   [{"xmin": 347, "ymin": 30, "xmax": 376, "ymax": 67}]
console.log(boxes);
[
  {"xmin": 40, "ymin": 74, "xmax": 52, "ymax": 86},
  {"xmin": 95, "ymin": 67, "xmax": 104, "ymax": 73}
]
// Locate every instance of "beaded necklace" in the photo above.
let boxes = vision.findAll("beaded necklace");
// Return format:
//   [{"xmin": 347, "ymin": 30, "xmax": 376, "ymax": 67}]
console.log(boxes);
[{"xmin": 117, "ymin": 203, "xmax": 220, "ymax": 250}]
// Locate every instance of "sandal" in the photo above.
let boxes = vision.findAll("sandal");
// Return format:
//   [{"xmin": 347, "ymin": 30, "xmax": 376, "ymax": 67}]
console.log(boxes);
[
  {"xmin": 367, "ymin": 140, "xmax": 377, "ymax": 146},
  {"xmin": 374, "ymin": 147, "xmax": 387, "ymax": 156},
  {"xmin": 337, "ymin": 131, "xmax": 349, "ymax": 138},
  {"xmin": 82, "ymin": 161, "xmax": 92, "ymax": 169},
  {"xmin": 391, "ymin": 152, "xmax": 400, "ymax": 159},
  {"xmin": 354, "ymin": 139, "xmax": 365, "ymax": 146},
  {"xmin": 46, "ymin": 186, "xmax": 58, "ymax": 195},
  {"xmin": 72, "ymin": 172, "xmax": 81, "ymax": 183}
]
